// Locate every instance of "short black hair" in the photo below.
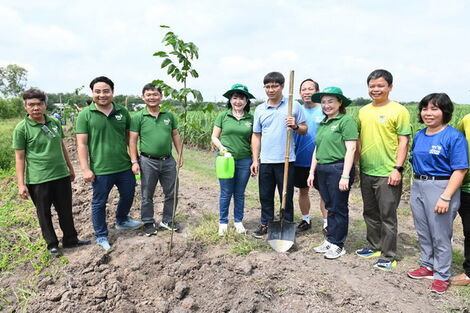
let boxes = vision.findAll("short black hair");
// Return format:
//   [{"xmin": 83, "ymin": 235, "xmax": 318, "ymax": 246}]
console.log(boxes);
[
  {"xmin": 142, "ymin": 83, "xmax": 162, "ymax": 95},
  {"xmin": 367, "ymin": 69, "xmax": 393, "ymax": 86},
  {"xmin": 86, "ymin": 100, "xmax": 92, "ymax": 105},
  {"xmin": 23, "ymin": 88, "xmax": 47, "ymax": 103},
  {"xmin": 89, "ymin": 76, "xmax": 114, "ymax": 91},
  {"xmin": 418, "ymin": 93, "xmax": 453, "ymax": 124},
  {"xmin": 226, "ymin": 91, "xmax": 250, "ymax": 112},
  {"xmin": 299, "ymin": 79, "xmax": 319, "ymax": 92},
  {"xmin": 263, "ymin": 72, "xmax": 285, "ymax": 85}
]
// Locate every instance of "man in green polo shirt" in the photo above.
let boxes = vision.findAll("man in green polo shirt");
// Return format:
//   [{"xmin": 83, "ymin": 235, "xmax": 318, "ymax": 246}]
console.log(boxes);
[
  {"xmin": 76, "ymin": 76, "xmax": 141, "ymax": 251},
  {"xmin": 13, "ymin": 88, "xmax": 90, "ymax": 257},
  {"xmin": 129, "ymin": 83, "xmax": 183, "ymax": 236}
]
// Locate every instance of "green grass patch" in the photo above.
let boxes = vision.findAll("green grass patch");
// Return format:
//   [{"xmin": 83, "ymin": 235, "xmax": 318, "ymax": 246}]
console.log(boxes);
[
  {"xmin": 190, "ymin": 211, "xmax": 269, "ymax": 255},
  {"xmin": 0, "ymin": 118, "xmax": 20, "ymax": 171},
  {"xmin": 397, "ymin": 206, "xmax": 412, "ymax": 217},
  {"xmin": 0, "ymin": 170, "xmax": 54, "ymax": 310}
]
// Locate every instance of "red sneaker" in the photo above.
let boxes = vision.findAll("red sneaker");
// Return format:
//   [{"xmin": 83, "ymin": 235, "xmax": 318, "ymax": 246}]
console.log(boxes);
[
  {"xmin": 407, "ymin": 267, "xmax": 433, "ymax": 279},
  {"xmin": 430, "ymin": 279, "xmax": 449, "ymax": 294}
]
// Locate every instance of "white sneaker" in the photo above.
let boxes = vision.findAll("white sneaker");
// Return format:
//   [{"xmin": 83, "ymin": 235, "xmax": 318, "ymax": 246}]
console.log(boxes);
[
  {"xmin": 96, "ymin": 237, "xmax": 111, "ymax": 251},
  {"xmin": 218, "ymin": 224, "xmax": 228, "ymax": 236},
  {"xmin": 234, "ymin": 222, "xmax": 246, "ymax": 234},
  {"xmin": 313, "ymin": 240, "xmax": 331, "ymax": 253},
  {"xmin": 324, "ymin": 243, "xmax": 346, "ymax": 259}
]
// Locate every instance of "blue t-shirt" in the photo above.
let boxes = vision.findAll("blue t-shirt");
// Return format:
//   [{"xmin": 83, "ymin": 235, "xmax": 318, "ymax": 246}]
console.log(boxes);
[
  {"xmin": 294, "ymin": 105, "xmax": 325, "ymax": 167},
  {"xmin": 253, "ymin": 97, "xmax": 306, "ymax": 163},
  {"xmin": 411, "ymin": 126, "xmax": 468, "ymax": 176}
]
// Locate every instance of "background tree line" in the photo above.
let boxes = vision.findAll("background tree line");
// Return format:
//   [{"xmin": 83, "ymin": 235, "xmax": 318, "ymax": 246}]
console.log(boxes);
[{"xmin": 0, "ymin": 63, "xmax": 421, "ymax": 119}]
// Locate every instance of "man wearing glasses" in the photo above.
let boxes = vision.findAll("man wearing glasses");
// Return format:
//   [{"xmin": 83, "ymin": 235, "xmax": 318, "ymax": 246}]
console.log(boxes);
[
  {"xmin": 13, "ymin": 88, "xmax": 90, "ymax": 257},
  {"xmin": 251, "ymin": 72, "xmax": 307, "ymax": 238}
]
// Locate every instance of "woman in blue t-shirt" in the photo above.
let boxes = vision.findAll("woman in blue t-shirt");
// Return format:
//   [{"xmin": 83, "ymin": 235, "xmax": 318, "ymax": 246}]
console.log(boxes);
[{"xmin": 407, "ymin": 93, "xmax": 468, "ymax": 294}]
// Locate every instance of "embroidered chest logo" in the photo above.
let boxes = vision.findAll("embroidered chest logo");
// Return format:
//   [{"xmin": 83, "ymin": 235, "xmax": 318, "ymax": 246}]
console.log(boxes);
[
  {"xmin": 51, "ymin": 126, "xmax": 59, "ymax": 134},
  {"xmin": 429, "ymin": 145, "xmax": 442, "ymax": 155},
  {"xmin": 378, "ymin": 115, "xmax": 387, "ymax": 124},
  {"xmin": 330, "ymin": 125, "xmax": 338, "ymax": 131},
  {"xmin": 115, "ymin": 114, "xmax": 122, "ymax": 121},
  {"xmin": 164, "ymin": 118, "xmax": 170, "ymax": 125},
  {"xmin": 244, "ymin": 121, "xmax": 252, "ymax": 127}
]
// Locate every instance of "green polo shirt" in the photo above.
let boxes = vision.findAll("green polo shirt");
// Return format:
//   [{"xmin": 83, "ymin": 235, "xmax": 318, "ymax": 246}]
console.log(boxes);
[
  {"xmin": 12, "ymin": 115, "xmax": 69, "ymax": 184},
  {"xmin": 315, "ymin": 114, "xmax": 358, "ymax": 164},
  {"xmin": 214, "ymin": 110, "xmax": 253, "ymax": 160},
  {"xmin": 130, "ymin": 108, "xmax": 177, "ymax": 157},
  {"xmin": 75, "ymin": 103, "xmax": 131, "ymax": 175}
]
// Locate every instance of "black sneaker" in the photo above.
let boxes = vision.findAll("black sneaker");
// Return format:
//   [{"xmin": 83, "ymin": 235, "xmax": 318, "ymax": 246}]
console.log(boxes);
[
  {"xmin": 159, "ymin": 221, "xmax": 179, "ymax": 231},
  {"xmin": 48, "ymin": 247, "xmax": 61, "ymax": 257},
  {"xmin": 252, "ymin": 224, "xmax": 268, "ymax": 239},
  {"xmin": 297, "ymin": 220, "xmax": 312, "ymax": 232},
  {"xmin": 143, "ymin": 223, "xmax": 158, "ymax": 236}
]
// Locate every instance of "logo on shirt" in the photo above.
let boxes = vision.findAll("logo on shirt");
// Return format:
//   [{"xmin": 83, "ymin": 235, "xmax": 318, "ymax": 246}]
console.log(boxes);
[
  {"xmin": 164, "ymin": 118, "xmax": 170, "ymax": 125},
  {"xmin": 51, "ymin": 126, "xmax": 59, "ymax": 134},
  {"xmin": 244, "ymin": 121, "xmax": 252, "ymax": 127},
  {"xmin": 429, "ymin": 145, "xmax": 442, "ymax": 155},
  {"xmin": 115, "ymin": 114, "xmax": 122, "ymax": 121},
  {"xmin": 330, "ymin": 125, "xmax": 338, "ymax": 131},
  {"xmin": 378, "ymin": 115, "xmax": 387, "ymax": 124}
]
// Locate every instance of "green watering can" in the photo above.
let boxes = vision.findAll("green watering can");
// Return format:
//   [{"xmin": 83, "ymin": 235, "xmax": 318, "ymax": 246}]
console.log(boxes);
[{"xmin": 216, "ymin": 152, "xmax": 235, "ymax": 179}]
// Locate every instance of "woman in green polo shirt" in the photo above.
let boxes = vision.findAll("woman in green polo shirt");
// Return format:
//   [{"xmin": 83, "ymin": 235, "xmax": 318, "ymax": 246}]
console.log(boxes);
[
  {"xmin": 307, "ymin": 87, "xmax": 358, "ymax": 259},
  {"xmin": 211, "ymin": 84, "xmax": 255, "ymax": 236}
]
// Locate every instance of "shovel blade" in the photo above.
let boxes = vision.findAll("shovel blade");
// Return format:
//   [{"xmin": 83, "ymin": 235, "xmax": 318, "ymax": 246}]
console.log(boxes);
[{"xmin": 267, "ymin": 220, "xmax": 296, "ymax": 252}]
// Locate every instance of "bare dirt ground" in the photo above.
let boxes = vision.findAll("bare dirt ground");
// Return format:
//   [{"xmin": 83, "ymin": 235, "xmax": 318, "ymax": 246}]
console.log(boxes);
[{"xmin": 2, "ymin": 137, "xmax": 469, "ymax": 313}]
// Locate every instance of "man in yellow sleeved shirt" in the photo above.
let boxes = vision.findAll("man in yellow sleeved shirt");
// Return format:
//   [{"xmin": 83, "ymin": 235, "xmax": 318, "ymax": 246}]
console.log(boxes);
[{"xmin": 355, "ymin": 69, "xmax": 411, "ymax": 271}]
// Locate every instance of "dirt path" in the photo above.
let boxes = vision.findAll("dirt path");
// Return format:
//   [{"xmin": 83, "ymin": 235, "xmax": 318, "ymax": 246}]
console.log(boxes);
[{"xmin": 3, "ymin": 137, "xmax": 469, "ymax": 312}]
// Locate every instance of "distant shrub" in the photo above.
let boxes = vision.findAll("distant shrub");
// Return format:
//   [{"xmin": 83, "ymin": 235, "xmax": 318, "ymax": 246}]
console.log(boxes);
[{"xmin": 0, "ymin": 98, "xmax": 24, "ymax": 119}]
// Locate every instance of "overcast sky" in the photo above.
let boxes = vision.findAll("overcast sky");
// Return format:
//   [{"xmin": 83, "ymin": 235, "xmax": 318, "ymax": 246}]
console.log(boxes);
[{"xmin": 1, "ymin": 0, "xmax": 470, "ymax": 103}]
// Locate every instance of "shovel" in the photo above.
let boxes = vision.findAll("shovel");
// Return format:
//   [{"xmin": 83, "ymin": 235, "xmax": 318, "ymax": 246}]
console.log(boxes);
[{"xmin": 268, "ymin": 70, "xmax": 297, "ymax": 252}]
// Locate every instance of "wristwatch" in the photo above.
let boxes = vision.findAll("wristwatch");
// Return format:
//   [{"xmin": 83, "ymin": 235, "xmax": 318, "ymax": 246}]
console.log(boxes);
[
  {"xmin": 393, "ymin": 166, "xmax": 404, "ymax": 173},
  {"xmin": 293, "ymin": 124, "xmax": 299, "ymax": 130}
]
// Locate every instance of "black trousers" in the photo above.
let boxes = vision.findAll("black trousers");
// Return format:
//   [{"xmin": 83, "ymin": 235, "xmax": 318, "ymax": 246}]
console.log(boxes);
[
  {"xmin": 460, "ymin": 192, "xmax": 470, "ymax": 276},
  {"xmin": 259, "ymin": 162, "xmax": 295, "ymax": 225},
  {"xmin": 27, "ymin": 176, "xmax": 78, "ymax": 249}
]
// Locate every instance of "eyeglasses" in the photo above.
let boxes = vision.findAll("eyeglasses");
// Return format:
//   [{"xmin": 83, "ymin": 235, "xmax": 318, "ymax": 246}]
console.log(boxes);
[
  {"xmin": 25, "ymin": 102, "xmax": 45, "ymax": 107},
  {"xmin": 263, "ymin": 84, "xmax": 281, "ymax": 90},
  {"xmin": 41, "ymin": 124, "xmax": 56, "ymax": 138}
]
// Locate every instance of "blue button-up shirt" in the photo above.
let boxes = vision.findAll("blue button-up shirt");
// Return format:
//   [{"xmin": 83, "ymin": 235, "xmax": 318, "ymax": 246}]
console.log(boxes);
[{"xmin": 253, "ymin": 97, "xmax": 306, "ymax": 163}]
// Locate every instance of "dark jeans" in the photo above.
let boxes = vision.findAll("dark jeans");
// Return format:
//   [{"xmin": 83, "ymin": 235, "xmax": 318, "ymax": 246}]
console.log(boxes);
[
  {"xmin": 27, "ymin": 176, "xmax": 78, "ymax": 249},
  {"xmin": 140, "ymin": 155, "xmax": 177, "ymax": 224},
  {"xmin": 91, "ymin": 169, "xmax": 136, "ymax": 238},
  {"xmin": 316, "ymin": 162, "xmax": 354, "ymax": 248},
  {"xmin": 259, "ymin": 162, "xmax": 295, "ymax": 225},
  {"xmin": 219, "ymin": 157, "xmax": 252, "ymax": 224},
  {"xmin": 460, "ymin": 192, "xmax": 470, "ymax": 276},
  {"xmin": 360, "ymin": 173, "xmax": 401, "ymax": 261}
]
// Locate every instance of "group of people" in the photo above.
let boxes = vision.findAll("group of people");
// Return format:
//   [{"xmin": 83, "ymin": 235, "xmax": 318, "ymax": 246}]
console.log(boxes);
[
  {"xmin": 13, "ymin": 76, "xmax": 182, "ymax": 255},
  {"xmin": 211, "ymin": 69, "xmax": 470, "ymax": 294},
  {"xmin": 12, "ymin": 69, "xmax": 470, "ymax": 295}
]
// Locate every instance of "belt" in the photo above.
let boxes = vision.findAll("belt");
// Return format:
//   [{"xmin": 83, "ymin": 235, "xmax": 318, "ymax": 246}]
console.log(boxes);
[
  {"xmin": 140, "ymin": 152, "xmax": 171, "ymax": 161},
  {"xmin": 321, "ymin": 159, "xmax": 344, "ymax": 165},
  {"xmin": 413, "ymin": 174, "xmax": 451, "ymax": 181}
]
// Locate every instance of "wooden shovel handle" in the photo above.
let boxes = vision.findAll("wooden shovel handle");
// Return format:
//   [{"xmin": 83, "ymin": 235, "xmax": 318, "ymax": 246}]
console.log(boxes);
[{"xmin": 280, "ymin": 70, "xmax": 294, "ymax": 217}]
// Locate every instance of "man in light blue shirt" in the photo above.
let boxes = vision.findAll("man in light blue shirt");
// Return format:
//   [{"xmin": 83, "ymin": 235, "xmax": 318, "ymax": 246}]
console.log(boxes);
[{"xmin": 250, "ymin": 72, "xmax": 307, "ymax": 238}]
